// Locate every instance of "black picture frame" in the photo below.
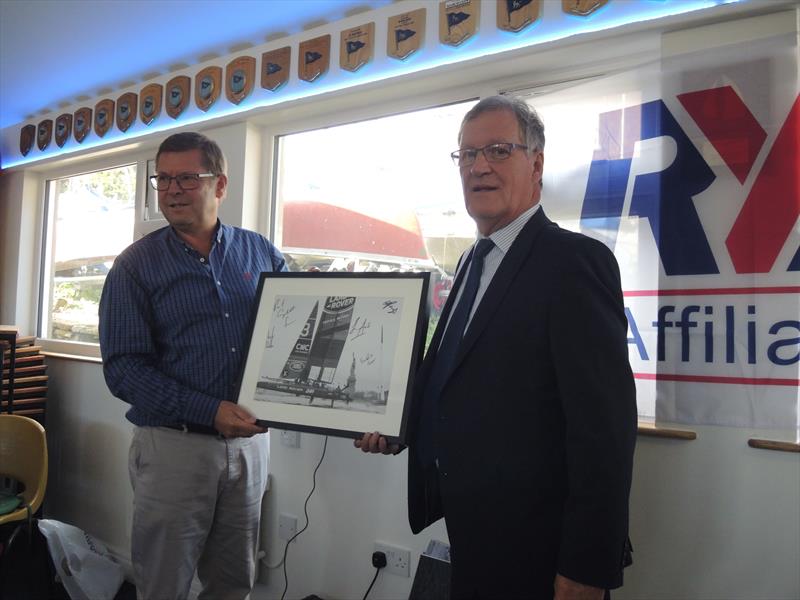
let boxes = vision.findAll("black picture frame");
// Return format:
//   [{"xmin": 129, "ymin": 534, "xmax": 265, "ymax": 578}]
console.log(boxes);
[{"xmin": 236, "ymin": 272, "xmax": 430, "ymax": 443}]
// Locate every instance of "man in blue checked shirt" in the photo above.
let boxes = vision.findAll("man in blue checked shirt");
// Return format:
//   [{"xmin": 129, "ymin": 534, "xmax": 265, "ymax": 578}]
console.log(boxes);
[{"xmin": 99, "ymin": 131, "xmax": 286, "ymax": 599}]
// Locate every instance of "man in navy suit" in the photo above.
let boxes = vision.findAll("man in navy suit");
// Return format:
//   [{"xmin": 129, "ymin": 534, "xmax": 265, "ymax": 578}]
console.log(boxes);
[{"xmin": 357, "ymin": 95, "xmax": 636, "ymax": 599}]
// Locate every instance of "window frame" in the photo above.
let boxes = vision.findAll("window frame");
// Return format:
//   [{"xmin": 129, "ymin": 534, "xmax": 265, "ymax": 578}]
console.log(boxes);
[{"xmin": 35, "ymin": 148, "xmax": 159, "ymax": 358}]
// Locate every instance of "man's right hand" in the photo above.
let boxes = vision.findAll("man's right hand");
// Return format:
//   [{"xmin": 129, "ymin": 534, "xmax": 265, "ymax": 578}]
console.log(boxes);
[
  {"xmin": 214, "ymin": 401, "xmax": 268, "ymax": 438},
  {"xmin": 354, "ymin": 431, "xmax": 401, "ymax": 455}
]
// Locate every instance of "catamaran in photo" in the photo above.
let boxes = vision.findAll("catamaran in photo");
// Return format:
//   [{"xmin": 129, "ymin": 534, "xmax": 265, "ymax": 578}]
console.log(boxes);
[{"xmin": 254, "ymin": 295, "xmax": 399, "ymax": 413}]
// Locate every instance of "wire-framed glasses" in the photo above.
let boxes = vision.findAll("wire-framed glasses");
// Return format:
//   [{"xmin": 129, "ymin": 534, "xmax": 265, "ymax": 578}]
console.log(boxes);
[
  {"xmin": 450, "ymin": 143, "xmax": 529, "ymax": 167},
  {"xmin": 149, "ymin": 172, "xmax": 217, "ymax": 191}
]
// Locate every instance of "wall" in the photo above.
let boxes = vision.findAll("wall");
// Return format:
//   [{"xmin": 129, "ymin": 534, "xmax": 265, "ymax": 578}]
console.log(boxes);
[
  {"xmin": 0, "ymin": 169, "xmax": 41, "ymax": 327},
  {"xmin": 35, "ymin": 357, "xmax": 800, "ymax": 599},
  {"xmin": 1, "ymin": 2, "xmax": 798, "ymax": 600}
]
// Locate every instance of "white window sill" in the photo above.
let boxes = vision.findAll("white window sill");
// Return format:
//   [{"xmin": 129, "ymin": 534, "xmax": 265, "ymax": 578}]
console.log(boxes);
[{"xmin": 39, "ymin": 338, "xmax": 102, "ymax": 363}]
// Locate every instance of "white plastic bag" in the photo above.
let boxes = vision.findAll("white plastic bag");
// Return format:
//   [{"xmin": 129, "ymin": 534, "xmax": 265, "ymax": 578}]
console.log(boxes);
[{"xmin": 38, "ymin": 519, "xmax": 124, "ymax": 600}]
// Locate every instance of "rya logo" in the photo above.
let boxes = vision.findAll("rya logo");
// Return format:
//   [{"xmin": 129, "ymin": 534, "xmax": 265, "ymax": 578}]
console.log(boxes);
[{"xmin": 580, "ymin": 87, "xmax": 799, "ymax": 276}]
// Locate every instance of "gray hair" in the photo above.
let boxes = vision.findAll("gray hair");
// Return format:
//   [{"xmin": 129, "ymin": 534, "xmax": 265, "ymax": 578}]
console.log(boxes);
[{"xmin": 458, "ymin": 95, "xmax": 545, "ymax": 153}]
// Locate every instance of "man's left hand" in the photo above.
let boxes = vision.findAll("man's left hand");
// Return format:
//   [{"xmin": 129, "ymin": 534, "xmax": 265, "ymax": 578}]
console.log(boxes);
[
  {"xmin": 214, "ymin": 400, "xmax": 268, "ymax": 438},
  {"xmin": 554, "ymin": 574, "xmax": 605, "ymax": 600}
]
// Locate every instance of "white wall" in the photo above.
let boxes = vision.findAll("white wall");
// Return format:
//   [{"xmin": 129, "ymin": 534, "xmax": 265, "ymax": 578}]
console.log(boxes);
[
  {"xmin": 43, "ymin": 357, "xmax": 134, "ymax": 561},
  {"xmin": 0, "ymin": 169, "xmax": 41, "ymax": 328},
  {"xmin": 35, "ymin": 357, "xmax": 800, "ymax": 600},
  {"xmin": 1, "ymin": 3, "xmax": 798, "ymax": 599}
]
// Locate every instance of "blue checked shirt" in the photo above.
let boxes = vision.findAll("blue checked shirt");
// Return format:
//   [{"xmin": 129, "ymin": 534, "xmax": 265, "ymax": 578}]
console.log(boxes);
[{"xmin": 99, "ymin": 222, "xmax": 287, "ymax": 427}]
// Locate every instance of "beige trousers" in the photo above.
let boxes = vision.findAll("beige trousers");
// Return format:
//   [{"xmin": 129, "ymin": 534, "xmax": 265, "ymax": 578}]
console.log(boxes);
[{"xmin": 128, "ymin": 426, "xmax": 268, "ymax": 600}]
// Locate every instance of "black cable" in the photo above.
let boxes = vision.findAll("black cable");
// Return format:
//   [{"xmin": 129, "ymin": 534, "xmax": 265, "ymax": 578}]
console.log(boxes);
[
  {"xmin": 362, "ymin": 567, "xmax": 381, "ymax": 600},
  {"xmin": 280, "ymin": 435, "xmax": 328, "ymax": 600}
]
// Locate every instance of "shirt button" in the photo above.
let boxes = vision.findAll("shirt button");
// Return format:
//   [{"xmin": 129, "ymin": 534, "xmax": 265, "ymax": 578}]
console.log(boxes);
[
  {"xmin": 224, "ymin": 313, "xmax": 230, "ymax": 318},
  {"xmin": 217, "ymin": 281, "xmax": 222, "ymax": 286},
  {"xmin": 200, "ymin": 258, "xmax": 205, "ymax": 263},
  {"xmin": 231, "ymin": 347, "xmax": 236, "ymax": 353}
]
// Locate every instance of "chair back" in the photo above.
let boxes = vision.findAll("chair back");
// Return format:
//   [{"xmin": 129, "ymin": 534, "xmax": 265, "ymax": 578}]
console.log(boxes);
[{"xmin": 0, "ymin": 414, "xmax": 48, "ymax": 524}]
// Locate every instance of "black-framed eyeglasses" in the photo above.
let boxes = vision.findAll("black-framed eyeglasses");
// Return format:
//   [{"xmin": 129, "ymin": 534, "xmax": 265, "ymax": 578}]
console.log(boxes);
[
  {"xmin": 450, "ymin": 143, "xmax": 530, "ymax": 167},
  {"xmin": 149, "ymin": 172, "xmax": 217, "ymax": 191}
]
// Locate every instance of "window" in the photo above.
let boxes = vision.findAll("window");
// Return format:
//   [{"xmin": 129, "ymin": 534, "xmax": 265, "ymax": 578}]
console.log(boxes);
[
  {"xmin": 273, "ymin": 100, "xmax": 477, "ymax": 343},
  {"xmin": 40, "ymin": 164, "xmax": 137, "ymax": 344}
]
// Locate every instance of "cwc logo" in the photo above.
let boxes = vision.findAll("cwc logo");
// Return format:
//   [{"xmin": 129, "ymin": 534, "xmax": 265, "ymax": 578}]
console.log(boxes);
[{"xmin": 580, "ymin": 87, "xmax": 800, "ymax": 275}]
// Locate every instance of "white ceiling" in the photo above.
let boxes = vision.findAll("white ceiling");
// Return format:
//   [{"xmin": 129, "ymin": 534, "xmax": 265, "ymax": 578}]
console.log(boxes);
[{"xmin": 0, "ymin": 0, "xmax": 394, "ymax": 129}]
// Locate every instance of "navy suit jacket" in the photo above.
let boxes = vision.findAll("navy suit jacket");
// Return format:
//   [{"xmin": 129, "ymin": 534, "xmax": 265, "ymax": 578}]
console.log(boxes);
[{"xmin": 406, "ymin": 207, "xmax": 636, "ymax": 597}]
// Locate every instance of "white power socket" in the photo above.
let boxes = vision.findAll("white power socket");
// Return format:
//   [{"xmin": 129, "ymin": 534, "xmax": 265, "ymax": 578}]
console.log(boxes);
[
  {"xmin": 374, "ymin": 542, "xmax": 411, "ymax": 577},
  {"xmin": 280, "ymin": 429, "xmax": 300, "ymax": 448},
  {"xmin": 278, "ymin": 513, "xmax": 298, "ymax": 540}
]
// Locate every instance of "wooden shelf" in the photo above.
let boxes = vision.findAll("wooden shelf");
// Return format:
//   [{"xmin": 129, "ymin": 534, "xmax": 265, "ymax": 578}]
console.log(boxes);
[
  {"xmin": 748, "ymin": 438, "xmax": 800, "ymax": 453},
  {"xmin": 637, "ymin": 422, "xmax": 697, "ymax": 440}
]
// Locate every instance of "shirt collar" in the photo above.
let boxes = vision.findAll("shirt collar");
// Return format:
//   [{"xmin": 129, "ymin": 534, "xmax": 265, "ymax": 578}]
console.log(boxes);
[
  {"xmin": 483, "ymin": 203, "xmax": 541, "ymax": 254},
  {"xmin": 166, "ymin": 219, "xmax": 228, "ymax": 250}
]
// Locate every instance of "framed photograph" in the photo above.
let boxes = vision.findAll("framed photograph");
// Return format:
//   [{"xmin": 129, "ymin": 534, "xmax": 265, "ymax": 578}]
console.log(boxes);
[{"xmin": 236, "ymin": 272, "xmax": 429, "ymax": 443}]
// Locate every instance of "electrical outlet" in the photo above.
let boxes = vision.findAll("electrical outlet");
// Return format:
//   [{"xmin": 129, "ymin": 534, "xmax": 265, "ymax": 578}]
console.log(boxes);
[
  {"xmin": 374, "ymin": 542, "xmax": 411, "ymax": 577},
  {"xmin": 280, "ymin": 429, "xmax": 300, "ymax": 448},
  {"xmin": 278, "ymin": 513, "xmax": 298, "ymax": 540}
]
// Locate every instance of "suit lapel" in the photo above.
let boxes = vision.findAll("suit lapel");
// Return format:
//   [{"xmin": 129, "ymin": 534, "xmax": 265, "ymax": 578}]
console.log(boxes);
[{"xmin": 451, "ymin": 208, "xmax": 553, "ymax": 376}]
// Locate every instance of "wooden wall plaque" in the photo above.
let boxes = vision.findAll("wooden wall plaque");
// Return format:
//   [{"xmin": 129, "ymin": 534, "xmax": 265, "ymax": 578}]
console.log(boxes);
[
  {"xmin": 140, "ymin": 83, "xmax": 162, "ymax": 125},
  {"xmin": 55, "ymin": 114, "xmax": 72, "ymax": 147},
  {"xmin": 299, "ymin": 35, "xmax": 330, "ymax": 83},
  {"xmin": 36, "ymin": 120, "xmax": 53, "ymax": 151},
  {"xmin": 562, "ymin": 0, "xmax": 609, "ymax": 16},
  {"xmin": 387, "ymin": 8, "xmax": 425, "ymax": 60},
  {"xmin": 226, "ymin": 56, "xmax": 255, "ymax": 104},
  {"xmin": 340, "ymin": 22, "xmax": 374, "ymax": 72},
  {"xmin": 20, "ymin": 124, "xmax": 35, "ymax": 156},
  {"xmin": 74, "ymin": 108, "xmax": 92, "ymax": 143},
  {"xmin": 166, "ymin": 75, "xmax": 191, "ymax": 119},
  {"xmin": 195, "ymin": 66, "xmax": 222, "ymax": 112},
  {"xmin": 94, "ymin": 99, "xmax": 114, "ymax": 137},
  {"xmin": 498, "ymin": 0, "xmax": 540, "ymax": 33},
  {"xmin": 262, "ymin": 47, "xmax": 290, "ymax": 91},
  {"xmin": 116, "ymin": 92, "xmax": 137, "ymax": 132},
  {"xmin": 440, "ymin": 0, "xmax": 479, "ymax": 47}
]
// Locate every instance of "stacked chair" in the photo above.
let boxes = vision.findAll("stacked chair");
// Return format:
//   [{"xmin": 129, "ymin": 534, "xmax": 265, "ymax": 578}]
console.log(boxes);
[{"xmin": 2, "ymin": 330, "xmax": 48, "ymax": 423}]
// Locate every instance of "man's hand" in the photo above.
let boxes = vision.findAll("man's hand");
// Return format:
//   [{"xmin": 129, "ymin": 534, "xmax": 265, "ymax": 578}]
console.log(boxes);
[
  {"xmin": 354, "ymin": 431, "xmax": 400, "ymax": 455},
  {"xmin": 213, "ymin": 401, "xmax": 268, "ymax": 438},
  {"xmin": 554, "ymin": 574, "xmax": 605, "ymax": 600}
]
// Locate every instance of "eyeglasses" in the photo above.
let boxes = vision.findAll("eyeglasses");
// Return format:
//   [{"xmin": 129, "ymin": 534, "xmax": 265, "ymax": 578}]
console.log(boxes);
[
  {"xmin": 450, "ymin": 143, "xmax": 530, "ymax": 167},
  {"xmin": 149, "ymin": 173, "xmax": 217, "ymax": 191}
]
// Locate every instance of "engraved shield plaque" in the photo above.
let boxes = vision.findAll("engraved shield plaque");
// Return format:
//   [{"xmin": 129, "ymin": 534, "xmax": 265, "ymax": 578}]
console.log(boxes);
[
  {"xmin": 140, "ymin": 83, "xmax": 162, "ymax": 125},
  {"xmin": 20, "ymin": 124, "xmax": 35, "ymax": 156},
  {"xmin": 95, "ymin": 99, "xmax": 114, "ymax": 137},
  {"xmin": 387, "ymin": 8, "xmax": 425, "ymax": 60},
  {"xmin": 117, "ymin": 92, "xmax": 137, "ymax": 132},
  {"xmin": 340, "ymin": 22, "xmax": 374, "ymax": 72},
  {"xmin": 166, "ymin": 75, "xmax": 191, "ymax": 119},
  {"xmin": 74, "ymin": 107, "xmax": 92, "ymax": 143},
  {"xmin": 195, "ymin": 66, "xmax": 222, "ymax": 112},
  {"xmin": 37, "ymin": 120, "xmax": 53, "ymax": 151},
  {"xmin": 498, "ymin": 0, "xmax": 540, "ymax": 33},
  {"xmin": 562, "ymin": 0, "xmax": 608, "ymax": 16},
  {"xmin": 440, "ymin": 0, "xmax": 479, "ymax": 47},
  {"xmin": 226, "ymin": 56, "xmax": 256, "ymax": 104},
  {"xmin": 55, "ymin": 113, "xmax": 72, "ymax": 147},
  {"xmin": 299, "ymin": 35, "xmax": 330, "ymax": 83},
  {"xmin": 262, "ymin": 47, "xmax": 290, "ymax": 92}
]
